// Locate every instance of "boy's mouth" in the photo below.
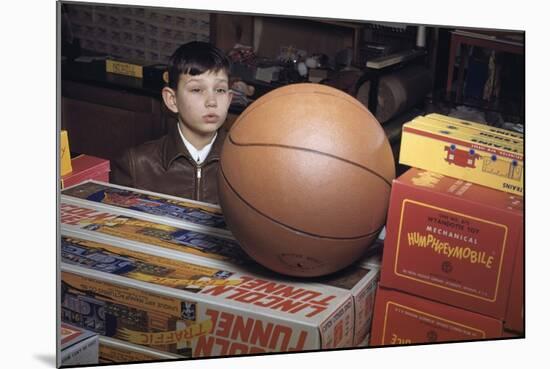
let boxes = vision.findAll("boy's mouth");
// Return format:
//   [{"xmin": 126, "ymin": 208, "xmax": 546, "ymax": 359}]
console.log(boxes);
[{"xmin": 203, "ymin": 114, "xmax": 220, "ymax": 123}]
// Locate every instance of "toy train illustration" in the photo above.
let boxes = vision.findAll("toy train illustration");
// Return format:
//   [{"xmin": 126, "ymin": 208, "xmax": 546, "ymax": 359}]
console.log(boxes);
[
  {"xmin": 444, "ymin": 145, "xmax": 480, "ymax": 168},
  {"xmin": 444, "ymin": 145, "xmax": 522, "ymax": 180}
]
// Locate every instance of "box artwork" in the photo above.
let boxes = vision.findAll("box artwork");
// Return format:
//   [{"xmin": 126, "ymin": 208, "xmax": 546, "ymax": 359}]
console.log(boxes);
[
  {"xmin": 399, "ymin": 114, "xmax": 524, "ymax": 195},
  {"xmin": 62, "ymin": 180, "xmax": 229, "ymax": 235},
  {"xmin": 424, "ymin": 113, "xmax": 523, "ymax": 142},
  {"xmin": 60, "ymin": 234, "xmax": 355, "ymax": 358},
  {"xmin": 370, "ymin": 287, "xmax": 502, "ymax": 346},
  {"xmin": 380, "ymin": 168, "xmax": 523, "ymax": 319},
  {"xmin": 99, "ymin": 336, "xmax": 183, "ymax": 364},
  {"xmin": 60, "ymin": 197, "xmax": 251, "ymax": 265}
]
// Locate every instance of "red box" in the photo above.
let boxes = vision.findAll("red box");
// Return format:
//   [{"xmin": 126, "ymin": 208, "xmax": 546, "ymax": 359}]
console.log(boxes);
[
  {"xmin": 380, "ymin": 168, "xmax": 523, "ymax": 319},
  {"xmin": 504, "ymin": 238, "xmax": 524, "ymax": 333},
  {"xmin": 62, "ymin": 155, "xmax": 110, "ymax": 188},
  {"xmin": 370, "ymin": 287, "xmax": 502, "ymax": 346}
]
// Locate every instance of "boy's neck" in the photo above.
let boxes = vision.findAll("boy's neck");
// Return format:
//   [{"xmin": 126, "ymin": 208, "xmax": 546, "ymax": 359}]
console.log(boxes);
[{"xmin": 178, "ymin": 121, "xmax": 216, "ymax": 150}]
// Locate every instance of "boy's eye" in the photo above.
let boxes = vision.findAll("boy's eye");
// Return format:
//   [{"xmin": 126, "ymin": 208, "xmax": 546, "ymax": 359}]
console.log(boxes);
[
  {"xmin": 190, "ymin": 88, "xmax": 201, "ymax": 93},
  {"xmin": 216, "ymin": 88, "xmax": 227, "ymax": 93}
]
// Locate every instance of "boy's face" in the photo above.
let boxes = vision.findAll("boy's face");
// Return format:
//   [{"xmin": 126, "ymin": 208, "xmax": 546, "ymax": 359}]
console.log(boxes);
[{"xmin": 163, "ymin": 70, "xmax": 233, "ymax": 140}]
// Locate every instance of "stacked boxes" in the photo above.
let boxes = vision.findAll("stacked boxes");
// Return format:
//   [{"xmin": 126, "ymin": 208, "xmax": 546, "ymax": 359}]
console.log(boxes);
[
  {"xmin": 60, "ymin": 180, "xmax": 381, "ymax": 361},
  {"xmin": 370, "ymin": 114, "xmax": 524, "ymax": 346},
  {"xmin": 60, "ymin": 232, "xmax": 355, "ymax": 357},
  {"xmin": 399, "ymin": 113, "xmax": 523, "ymax": 195}
]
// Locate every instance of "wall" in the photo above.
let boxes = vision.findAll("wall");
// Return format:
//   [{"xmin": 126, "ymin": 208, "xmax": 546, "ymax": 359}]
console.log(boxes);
[{"xmin": 63, "ymin": 3, "xmax": 210, "ymax": 64}]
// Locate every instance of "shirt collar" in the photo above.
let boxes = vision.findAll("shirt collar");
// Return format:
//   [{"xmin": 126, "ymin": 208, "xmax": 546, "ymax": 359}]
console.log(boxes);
[
  {"xmin": 177, "ymin": 122, "xmax": 217, "ymax": 165},
  {"xmin": 163, "ymin": 121, "xmax": 226, "ymax": 169}
]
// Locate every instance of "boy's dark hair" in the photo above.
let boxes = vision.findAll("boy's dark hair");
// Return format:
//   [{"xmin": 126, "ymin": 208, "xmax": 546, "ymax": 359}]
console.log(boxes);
[{"xmin": 167, "ymin": 41, "xmax": 231, "ymax": 89}]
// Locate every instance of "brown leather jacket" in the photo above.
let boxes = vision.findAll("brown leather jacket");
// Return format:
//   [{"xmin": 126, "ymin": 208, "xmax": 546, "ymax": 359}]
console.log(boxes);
[{"xmin": 110, "ymin": 123, "xmax": 227, "ymax": 204}]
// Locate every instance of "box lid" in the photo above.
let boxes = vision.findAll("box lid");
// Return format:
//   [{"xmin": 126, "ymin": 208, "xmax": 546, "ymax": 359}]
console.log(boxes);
[{"xmin": 396, "ymin": 168, "xmax": 523, "ymax": 216}]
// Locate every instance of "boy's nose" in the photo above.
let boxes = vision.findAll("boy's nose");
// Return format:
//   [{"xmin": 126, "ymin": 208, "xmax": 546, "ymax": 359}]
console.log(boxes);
[{"xmin": 205, "ymin": 92, "xmax": 217, "ymax": 107}]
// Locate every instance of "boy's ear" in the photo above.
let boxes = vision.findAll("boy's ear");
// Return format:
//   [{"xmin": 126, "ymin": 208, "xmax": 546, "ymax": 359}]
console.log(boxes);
[
  {"xmin": 162, "ymin": 86, "xmax": 179, "ymax": 114},
  {"xmin": 227, "ymin": 89, "xmax": 234, "ymax": 105}
]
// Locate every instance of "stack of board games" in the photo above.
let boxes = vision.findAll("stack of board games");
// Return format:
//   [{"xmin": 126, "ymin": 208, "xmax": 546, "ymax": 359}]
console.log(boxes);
[
  {"xmin": 370, "ymin": 114, "xmax": 524, "ymax": 346},
  {"xmin": 60, "ymin": 181, "xmax": 381, "ymax": 361}
]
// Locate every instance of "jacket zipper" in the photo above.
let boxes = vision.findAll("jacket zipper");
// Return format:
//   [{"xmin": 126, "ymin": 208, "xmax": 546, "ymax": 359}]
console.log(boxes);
[{"xmin": 195, "ymin": 165, "xmax": 202, "ymax": 201}]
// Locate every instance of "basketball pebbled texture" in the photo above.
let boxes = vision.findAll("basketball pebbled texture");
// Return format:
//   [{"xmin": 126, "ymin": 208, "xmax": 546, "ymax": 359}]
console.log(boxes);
[{"xmin": 218, "ymin": 83, "xmax": 395, "ymax": 277}]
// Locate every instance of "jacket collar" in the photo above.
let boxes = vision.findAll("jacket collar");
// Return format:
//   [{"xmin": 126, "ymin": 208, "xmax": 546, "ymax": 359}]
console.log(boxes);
[{"xmin": 164, "ymin": 122, "xmax": 227, "ymax": 169}]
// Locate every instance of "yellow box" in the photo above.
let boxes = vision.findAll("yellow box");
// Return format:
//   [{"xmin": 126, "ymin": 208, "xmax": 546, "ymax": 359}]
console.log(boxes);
[
  {"xmin": 399, "ymin": 118, "xmax": 524, "ymax": 196},
  {"xmin": 61, "ymin": 130, "xmax": 72, "ymax": 176},
  {"xmin": 425, "ymin": 113, "xmax": 524, "ymax": 141},
  {"xmin": 106, "ymin": 59, "xmax": 143, "ymax": 79},
  {"xmin": 416, "ymin": 115, "xmax": 523, "ymax": 150}
]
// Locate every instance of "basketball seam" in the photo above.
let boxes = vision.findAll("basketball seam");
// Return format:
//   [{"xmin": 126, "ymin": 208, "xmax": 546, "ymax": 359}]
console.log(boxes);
[
  {"xmin": 227, "ymin": 135, "xmax": 393, "ymax": 187},
  {"xmin": 220, "ymin": 163, "xmax": 387, "ymax": 240}
]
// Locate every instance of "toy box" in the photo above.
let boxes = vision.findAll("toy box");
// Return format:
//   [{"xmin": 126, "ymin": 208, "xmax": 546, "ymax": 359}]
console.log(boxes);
[
  {"xmin": 399, "ymin": 115, "xmax": 524, "ymax": 195},
  {"xmin": 380, "ymin": 168, "xmax": 523, "ymax": 319},
  {"xmin": 424, "ymin": 113, "xmax": 523, "ymax": 142},
  {"xmin": 60, "ymin": 187, "xmax": 381, "ymax": 347},
  {"xmin": 370, "ymin": 287, "xmax": 502, "ymax": 346},
  {"xmin": 317, "ymin": 265, "xmax": 379, "ymax": 346},
  {"xmin": 60, "ymin": 197, "xmax": 251, "ymax": 265},
  {"xmin": 61, "ymin": 155, "xmax": 110, "ymax": 189},
  {"xmin": 60, "ymin": 233, "xmax": 355, "ymax": 358},
  {"xmin": 60, "ymin": 323, "xmax": 99, "ymax": 366},
  {"xmin": 99, "ymin": 336, "xmax": 183, "ymax": 363},
  {"xmin": 62, "ymin": 180, "xmax": 231, "ymax": 237}
]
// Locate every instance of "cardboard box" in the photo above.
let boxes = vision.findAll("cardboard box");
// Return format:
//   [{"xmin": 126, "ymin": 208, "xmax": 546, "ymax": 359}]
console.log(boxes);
[
  {"xmin": 424, "ymin": 113, "xmax": 523, "ymax": 142},
  {"xmin": 60, "ymin": 130, "xmax": 72, "ymax": 176},
  {"xmin": 504, "ymin": 238, "xmax": 524, "ymax": 333},
  {"xmin": 411, "ymin": 116, "xmax": 523, "ymax": 154},
  {"xmin": 399, "ymin": 116, "xmax": 524, "ymax": 195},
  {"xmin": 61, "ymin": 155, "xmax": 110, "ymax": 189},
  {"xmin": 380, "ymin": 168, "xmax": 523, "ymax": 319},
  {"xmin": 60, "ymin": 197, "xmax": 251, "ymax": 265},
  {"xmin": 99, "ymin": 336, "xmax": 183, "ymax": 363},
  {"xmin": 60, "ymin": 187, "xmax": 381, "ymax": 346},
  {"xmin": 62, "ymin": 180, "xmax": 231, "ymax": 237},
  {"xmin": 370, "ymin": 287, "xmax": 502, "ymax": 346},
  {"xmin": 60, "ymin": 234, "xmax": 355, "ymax": 358},
  {"xmin": 317, "ymin": 265, "xmax": 379, "ymax": 346},
  {"xmin": 60, "ymin": 323, "xmax": 99, "ymax": 366}
]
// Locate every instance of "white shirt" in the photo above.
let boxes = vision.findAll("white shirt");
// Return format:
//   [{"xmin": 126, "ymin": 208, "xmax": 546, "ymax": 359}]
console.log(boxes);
[{"xmin": 177, "ymin": 123, "xmax": 217, "ymax": 165}]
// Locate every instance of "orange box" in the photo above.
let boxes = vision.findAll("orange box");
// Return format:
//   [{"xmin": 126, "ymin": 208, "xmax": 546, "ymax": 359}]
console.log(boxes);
[
  {"xmin": 62, "ymin": 155, "xmax": 110, "ymax": 189},
  {"xmin": 504, "ymin": 238, "xmax": 524, "ymax": 333},
  {"xmin": 380, "ymin": 168, "xmax": 523, "ymax": 319},
  {"xmin": 370, "ymin": 287, "xmax": 502, "ymax": 346}
]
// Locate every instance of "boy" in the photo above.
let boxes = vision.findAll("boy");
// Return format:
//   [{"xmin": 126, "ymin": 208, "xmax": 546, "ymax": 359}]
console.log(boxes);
[{"xmin": 110, "ymin": 41, "xmax": 233, "ymax": 204}]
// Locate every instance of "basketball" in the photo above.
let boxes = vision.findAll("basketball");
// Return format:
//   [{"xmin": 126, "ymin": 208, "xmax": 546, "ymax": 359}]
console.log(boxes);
[{"xmin": 218, "ymin": 83, "xmax": 395, "ymax": 277}]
